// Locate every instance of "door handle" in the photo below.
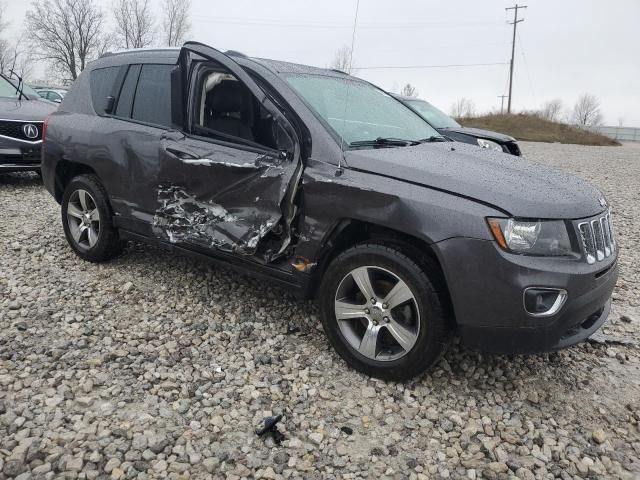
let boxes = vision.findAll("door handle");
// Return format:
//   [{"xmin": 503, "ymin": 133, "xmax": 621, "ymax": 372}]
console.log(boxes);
[{"xmin": 164, "ymin": 147, "xmax": 199, "ymax": 160}]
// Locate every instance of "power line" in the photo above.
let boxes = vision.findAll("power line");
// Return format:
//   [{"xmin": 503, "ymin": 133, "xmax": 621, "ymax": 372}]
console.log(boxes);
[
  {"xmin": 517, "ymin": 30, "xmax": 537, "ymax": 107},
  {"xmin": 192, "ymin": 17, "xmax": 505, "ymax": 30},
  {"xmin": 356, "ymin": 62, "xmax": 509, "ymax": 70},
  {"xmin": 506, "ymin": 4, "xmax": 527, "ymax": 113}
]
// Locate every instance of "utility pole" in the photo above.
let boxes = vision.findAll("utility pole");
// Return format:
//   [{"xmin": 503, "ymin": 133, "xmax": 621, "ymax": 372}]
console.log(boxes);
[
  {"xmin": 506, "ymin": 4, "xmax": 527, "ymax": 113},
  {"xmin": 498, "ymin": 95, "xmax": 508, "ymax": 113}
]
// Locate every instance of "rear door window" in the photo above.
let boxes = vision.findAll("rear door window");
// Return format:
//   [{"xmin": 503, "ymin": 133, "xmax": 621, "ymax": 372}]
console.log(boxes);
[
  {"xmin": 131, "ymin": 64, "xmax": 173, "ymax": 127},
  {"xmin": 90, "ymin": 66, "xmax": 122, "ymax": 115}
]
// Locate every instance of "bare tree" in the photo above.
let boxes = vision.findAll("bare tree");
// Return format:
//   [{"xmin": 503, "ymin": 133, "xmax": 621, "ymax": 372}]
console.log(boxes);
[
  {"xmin": 0, "ymin": 1, "xmax": 12, "ymax": 73},
  {"xmin": 400, "ymin": 83, "xmax": 418, "ymax": 97},
  {"xmin": 329, "ymin": 45, "xmax": 353, "ymax": 74},
  {"xmin": 572, "ymin": 93, "xmax": 603, "ymax": 126},
  {"xmin": 0, "ymin": 41, "xmax": 33, "ymax": 78},
  {"xmin": 540, "ymin": 99, "xmax": 563, "ymax": 122},
  {"xmin": 25, "ymin": 0, "xmax": 107, "ymax": 81},
  {"xmin": 0, "ymin": 4, "xmax": 32, "ymax": 78},
  {"xmin": 162, "ymin": 0, "xmax": 191, "ymax": 47},
  {"xmin": 113, "ymin": 0, "xmax": 155, "ymax": 49},
  {"xmin": 0, "ymin": 40, "xmax": 15, "ymax": 74},
  {"xmin": 450, "ymin": 98, "xmax": 476, "ymax": 118}
]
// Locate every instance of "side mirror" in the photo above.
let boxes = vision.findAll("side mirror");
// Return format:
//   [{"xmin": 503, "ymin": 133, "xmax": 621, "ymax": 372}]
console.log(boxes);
[
  {"xmin": 104, "ymin": 96, "xmax": 116, "ymax": 114},
  {"xmin": 54, "ymin": 98, "xmax": 62, "ymax": 104}
]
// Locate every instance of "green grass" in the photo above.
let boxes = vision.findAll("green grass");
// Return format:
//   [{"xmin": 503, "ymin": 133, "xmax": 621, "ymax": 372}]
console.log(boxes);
[{"xmin": 458, "ymin": 113, "xmax": 620, "ymax": 146}]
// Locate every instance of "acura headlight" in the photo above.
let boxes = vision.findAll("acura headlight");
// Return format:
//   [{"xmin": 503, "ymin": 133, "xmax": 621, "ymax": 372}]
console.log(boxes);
[
  {"xmin": 487, "ymin": 218, "xmax": 575, "ymax": 256},
  {"xmin": 477, "ymin": 138, "xmax": 504, "ymax": 152}
]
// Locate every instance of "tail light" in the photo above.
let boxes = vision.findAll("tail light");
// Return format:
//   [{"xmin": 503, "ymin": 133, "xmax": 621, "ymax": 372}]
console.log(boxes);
[{"xmin": 42, "ymin": 113, "xmax": 52, "ymax": 144}]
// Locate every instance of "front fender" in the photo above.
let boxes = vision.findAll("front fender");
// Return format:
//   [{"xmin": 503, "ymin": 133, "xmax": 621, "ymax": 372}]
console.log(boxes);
[{"xmin": 295, "ymin": 160, "xmax": 500, "ymax": 263}]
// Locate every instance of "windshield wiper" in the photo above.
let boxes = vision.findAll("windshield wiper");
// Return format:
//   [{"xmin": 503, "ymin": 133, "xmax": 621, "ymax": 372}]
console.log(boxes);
[
  {"xmin": 5, "ymin": 70, "xmax": 27, "ymax": 101},
  {"xmin": 419, "ymin": 135, "xmax": 448, "ymax": 143},
  {"xmin": 349, "ymin": 137, "xmax": 421, "ymax": 148}
]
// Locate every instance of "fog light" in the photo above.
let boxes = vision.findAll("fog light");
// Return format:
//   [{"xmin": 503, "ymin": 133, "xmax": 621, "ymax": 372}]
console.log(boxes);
[{"xmin": 523, "ymin": 288, "xmax": 567, "ymax": 316}]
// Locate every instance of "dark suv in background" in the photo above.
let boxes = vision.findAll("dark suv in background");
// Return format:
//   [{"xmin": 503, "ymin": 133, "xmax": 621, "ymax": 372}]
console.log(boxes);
[
  {"xmin": 42, "ymin": 43, "xmax": 617, "ymax": 380},
  {"xmin": 0, "ymin": 73, "xmax": 57, "ymax": 174},
  {"xmin": 394, "ymin": 94, "xmax": 522, "ymax": 156}
]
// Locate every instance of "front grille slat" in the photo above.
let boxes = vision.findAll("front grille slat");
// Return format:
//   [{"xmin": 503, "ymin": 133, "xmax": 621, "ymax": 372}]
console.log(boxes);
[
  {"xmin": 0, "ymin": 120, "xmax": 43, "ymax": 142},
  {"xmin": 577, "ymin": 211, "xmax": 615, "ymax": 264},
  {"xmin": 601, "ymin": 217, "xmax": 611, "ymax": 257},
  {"xmin": 591, "ymin": 220, "xmax": 605, "ymax": 261}
]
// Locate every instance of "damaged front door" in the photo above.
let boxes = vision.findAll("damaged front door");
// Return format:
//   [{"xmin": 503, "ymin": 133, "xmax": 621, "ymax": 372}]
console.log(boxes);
[{"xmin": 153, "ymin": 43, "xmax": 302, "ymax": 263}]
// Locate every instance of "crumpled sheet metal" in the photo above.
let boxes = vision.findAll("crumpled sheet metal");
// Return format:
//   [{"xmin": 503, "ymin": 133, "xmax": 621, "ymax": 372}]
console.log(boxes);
[{"xmin": 153, "ymin": 184, "xmax": 278, "ymax": 256}]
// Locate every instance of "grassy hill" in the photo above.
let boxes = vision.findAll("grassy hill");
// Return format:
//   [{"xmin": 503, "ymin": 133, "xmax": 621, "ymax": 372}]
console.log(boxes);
[{"xmin": 459, "ymin": 113, "xmax": 620, "ymax": 146}]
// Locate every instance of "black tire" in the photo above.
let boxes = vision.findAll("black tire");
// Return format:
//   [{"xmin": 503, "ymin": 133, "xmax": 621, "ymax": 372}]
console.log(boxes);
[
  {"xmin": 319, "ymin": 243, "xmax": 448, "ymax": 381},
  {"xmin": 61, "ymin": 174, "xmax": 123, "ymax": 262}
]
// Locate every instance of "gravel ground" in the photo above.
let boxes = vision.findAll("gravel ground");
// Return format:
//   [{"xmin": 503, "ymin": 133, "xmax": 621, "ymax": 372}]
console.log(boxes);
[{"xmin": 1, "ymin": 141, "xmax": 639, "ymax": 480}]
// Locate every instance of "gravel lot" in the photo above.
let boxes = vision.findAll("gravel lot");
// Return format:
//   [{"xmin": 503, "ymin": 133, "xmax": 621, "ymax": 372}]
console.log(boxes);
[{"xmin": 1, "ymin": 141, "xmax": 639, "ymax": 480}]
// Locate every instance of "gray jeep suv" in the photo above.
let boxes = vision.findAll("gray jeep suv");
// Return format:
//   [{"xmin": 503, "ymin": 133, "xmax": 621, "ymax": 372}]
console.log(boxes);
[{"xmin": 41, "ymin": 43, "xmax": 618, "ymax": 380}]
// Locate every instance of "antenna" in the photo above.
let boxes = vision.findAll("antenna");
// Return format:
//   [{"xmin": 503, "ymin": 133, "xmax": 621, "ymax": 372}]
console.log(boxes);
[{"xmin": 336, "ymin": 0, "xmax": 360, "ymax": 175}]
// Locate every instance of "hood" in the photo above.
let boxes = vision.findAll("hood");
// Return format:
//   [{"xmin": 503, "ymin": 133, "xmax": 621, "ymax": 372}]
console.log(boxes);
[
  {"xmin": 440, "ymin": 126, "xmax": 515, "ymax": 143},
  {"xmin": 345, "ymin": 142, "xmax": 604, "ymax": 219},
  {"xmin": 0, "ymin": 97, "xmax": 57, "ymax": 121}
]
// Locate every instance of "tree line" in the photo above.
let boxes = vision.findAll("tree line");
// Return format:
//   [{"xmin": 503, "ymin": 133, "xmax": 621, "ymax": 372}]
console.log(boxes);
[
  {"xmin": 0, "ymin": 0, "xmax": 191, "ymax": 83},
  {"xmin": 448, "ymin": 94, "xmax": 605, "ymax": 127}
]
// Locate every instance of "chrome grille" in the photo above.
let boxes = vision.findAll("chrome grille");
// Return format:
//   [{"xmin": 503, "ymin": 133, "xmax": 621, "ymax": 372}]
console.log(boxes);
[
  {"xmin": 0, "ymin": 120, "xmax": 43, "ymax": 142},
  {"xmin": 578, "ymin": 212, "xmax": 615, "ymax": 264}
]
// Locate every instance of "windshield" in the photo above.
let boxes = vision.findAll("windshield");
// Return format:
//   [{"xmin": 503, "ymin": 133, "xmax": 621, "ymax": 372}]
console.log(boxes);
[
  {"xmin": 0, "ymin": 75, "xmax": 41, "ymax": 100},
  {"xmin": 285, "ymin": 74, "xmax": 440, "ymax": 146},
  {"xmin": 405, "ymin": 99, "xmax": 460, "ymax": 129}
]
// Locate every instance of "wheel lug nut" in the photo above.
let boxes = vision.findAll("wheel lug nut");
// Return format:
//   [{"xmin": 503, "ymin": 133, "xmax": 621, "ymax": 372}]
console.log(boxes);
[
  {"xmin": 371, "ymin": 298, "xmax": 376, "ymax": 304},
  {"xmin": 382, "ymin": 303, "xmax": 388, "ymax": 309},
  {"xmin": 364, "ymin": 308, "xmax": 370, "ymax": 314},
  {"xmin": 384, "ymin": 317, "xmax": 389, "ymax": 323}
]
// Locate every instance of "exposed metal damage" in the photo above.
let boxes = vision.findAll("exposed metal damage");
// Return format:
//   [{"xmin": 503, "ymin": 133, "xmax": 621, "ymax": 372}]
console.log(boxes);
[
  {"xmin": 153, "ymin": 184, "xmax": 281, "ymax": 256},
  {"xmin": 152, "ymin": 146, "xmax": 301, "ymax": 262}
]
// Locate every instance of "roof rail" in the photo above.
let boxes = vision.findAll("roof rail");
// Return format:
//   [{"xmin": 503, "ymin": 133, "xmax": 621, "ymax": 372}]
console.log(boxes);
[{"xmin": 225, "ymin": 50, "xmax": 248, "ymax": 58}]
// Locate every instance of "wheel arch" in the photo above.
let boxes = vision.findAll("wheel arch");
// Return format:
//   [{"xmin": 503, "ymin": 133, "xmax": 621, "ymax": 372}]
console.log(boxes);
[
  {"xmin": 310, "ymin": 219, "xmax": 456, "ymax": 329},
  {"xmin": 53, "ymin": 160, "xmax": 99, "ymax": 203}
]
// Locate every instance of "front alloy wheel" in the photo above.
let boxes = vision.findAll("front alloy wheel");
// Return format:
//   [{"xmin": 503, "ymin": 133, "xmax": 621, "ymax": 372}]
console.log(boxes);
[
  {"xmin": 319, "ymin": 243, "xmax": 448, "ymax": 380},
  {"xmin": 335, "ymin": 266, "xmax": 420, "ymax": 361}
]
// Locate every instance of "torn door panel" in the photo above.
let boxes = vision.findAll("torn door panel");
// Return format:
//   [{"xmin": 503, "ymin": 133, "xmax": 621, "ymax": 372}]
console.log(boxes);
[
  {"xmin": 154, "ymin": 148, "xmax": 299, "ymax": 259},
  {"xmin": 153, "ymin": 184, "xmax": 279, "ymax": 255}
]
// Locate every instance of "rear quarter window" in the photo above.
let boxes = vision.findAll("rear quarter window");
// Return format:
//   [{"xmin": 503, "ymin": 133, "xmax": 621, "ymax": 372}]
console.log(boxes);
[{"xmin": 90, "ymin": 66, "xmax": 122, "ymax": 115}]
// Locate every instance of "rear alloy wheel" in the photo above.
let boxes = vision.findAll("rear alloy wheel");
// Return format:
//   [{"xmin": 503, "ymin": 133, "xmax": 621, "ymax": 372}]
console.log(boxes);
[
  {"xmin": 319, "ymin": 243, "xmax": 448, "ymax": 380},
  {"xmin": 66, "ymin": 189, "xmax": 101, "ymax": 250},
  {"xmin": 61, "ymin": 174, "xmax": 123, "ymax": 262}
]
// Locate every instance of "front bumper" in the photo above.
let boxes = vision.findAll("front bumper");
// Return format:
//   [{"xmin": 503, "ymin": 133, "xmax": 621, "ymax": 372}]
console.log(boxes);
[
  {"xmin": 0, "ymin": 146, "xmax": 42, "ymax": 172},
  {"xmin": 436, "ymin": 237, "xmax": 618, "ymax": 354}
]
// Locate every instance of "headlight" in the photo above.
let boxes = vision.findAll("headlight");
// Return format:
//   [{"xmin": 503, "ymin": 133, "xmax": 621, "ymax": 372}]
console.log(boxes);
[
  {"xmin": 477, "ymin": 138, "xmax": 504, "ymax": 152},
  {"xmin": 487, "ymin": 218, "xmax": 575, "ymax": 256}
]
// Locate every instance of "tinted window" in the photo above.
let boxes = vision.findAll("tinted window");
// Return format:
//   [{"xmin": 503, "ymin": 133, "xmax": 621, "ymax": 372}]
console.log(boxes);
[
  {"xmin": 115, "ymin": 64, "xmax": 141, "ymax": 118},
  {"xmin": 132, "ymin": 64, "xmax": 173, "ymax": 127},
  {"xmin": 90, "ymin": 66, "xmax": 121, "ymax": 115}
]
